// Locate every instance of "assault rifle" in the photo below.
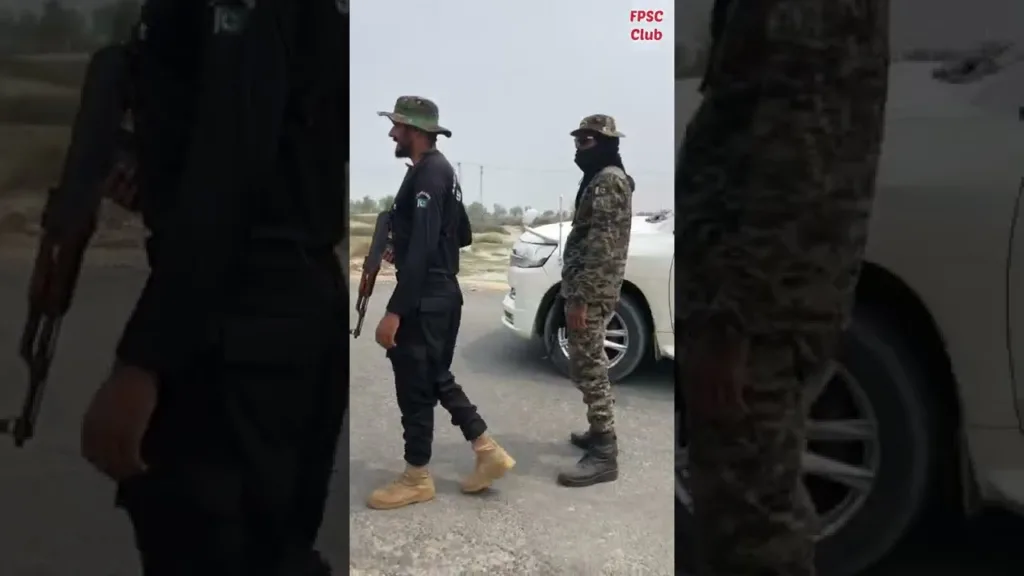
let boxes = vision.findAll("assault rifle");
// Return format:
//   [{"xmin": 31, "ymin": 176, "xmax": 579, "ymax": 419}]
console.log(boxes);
[
  {"xmin": 0, "ymin": 45, "xmax": 133, "ymax": 447},
  {"xmin": 351, "ymin": 212, "xmax": 391, "ymax": 338}
]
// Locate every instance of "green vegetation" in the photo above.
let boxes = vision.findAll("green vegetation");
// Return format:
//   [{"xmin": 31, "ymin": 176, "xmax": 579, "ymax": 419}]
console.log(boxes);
[
  {"xmin": 0, "ymin": 0, "xmax": 140, "ymax": 55},
  {"xmin": 350, "ymin": 194, "xmax": 569, "ymax": 232},
  {"xmin": 473, "ymin": 232, "xmax": 507, "ymax": 245}
]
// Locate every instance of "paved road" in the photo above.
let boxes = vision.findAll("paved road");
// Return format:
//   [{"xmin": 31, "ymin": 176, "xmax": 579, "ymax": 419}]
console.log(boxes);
[
  {"xmin": 0, "ymin": 264, "xmax": 675, "ymax": 575},
  {"xmin": 0, "ymin": 262, "xmax": 1022, "ymax": 575},
  {"xmin": 348, "ymin": 282, "xmax": 675, "ymax": 575},
  {"xmin": 0, "ymin": 264, "xmax": 352, "ymax": 575}
]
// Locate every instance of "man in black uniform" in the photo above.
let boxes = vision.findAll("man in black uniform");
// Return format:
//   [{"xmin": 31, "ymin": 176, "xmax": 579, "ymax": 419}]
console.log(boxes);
[
  {"xmin": 367, "ymin": 96, "xmax": 515, "ymax": 510},
  {"xmin": 79, "ymin": 1, "xmax": 348, "ymax": 574}
]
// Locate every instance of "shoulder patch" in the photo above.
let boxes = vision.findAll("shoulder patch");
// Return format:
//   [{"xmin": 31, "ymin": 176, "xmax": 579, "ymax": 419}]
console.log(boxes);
[
  {"xmin": 589, "ymin": 170, "xmax": 624, "ymax": 192},
  {"xmin": 212, "ymin": 1, "xmax": 251, "ymax": 35},
  {"xmin": 415, "ymin": 191, "xmax": 431, "ymax": 208}
]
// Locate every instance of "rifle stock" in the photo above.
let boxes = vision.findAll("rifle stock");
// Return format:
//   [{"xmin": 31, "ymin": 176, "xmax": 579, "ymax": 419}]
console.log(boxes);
[
  {"xmin": 0, "ymin": 45, "xmax": 131, "ymax": 447},
  {"xmin": 351, "ymin": 211, "xmax": 391, "ymax": 338}
]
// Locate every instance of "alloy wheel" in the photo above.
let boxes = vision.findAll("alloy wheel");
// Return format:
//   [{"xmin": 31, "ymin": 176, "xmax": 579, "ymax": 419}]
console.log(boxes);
[
  {"xmin": 675, "ymin": 363, "xmax": 881, "ymax": 539},
  {"xmin": 557, "ymin": 311, "xmax": 630, "ymax": 368}
]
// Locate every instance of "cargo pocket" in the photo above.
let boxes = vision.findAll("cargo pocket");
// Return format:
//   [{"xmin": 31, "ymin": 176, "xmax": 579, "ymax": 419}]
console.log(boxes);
[{"xmin": 219, "ymin": 315, "xmax": 325, "ymax": 473}]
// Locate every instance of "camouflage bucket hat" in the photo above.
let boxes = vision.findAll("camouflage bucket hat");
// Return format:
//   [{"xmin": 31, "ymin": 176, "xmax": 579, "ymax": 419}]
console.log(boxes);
[
  {"xmin": 570, "ymin": 114, "xmax": 625, "ymax": 138},
  {"xmin": 377, "ymin": 96, "xmax": 452, "ymax": 138}
]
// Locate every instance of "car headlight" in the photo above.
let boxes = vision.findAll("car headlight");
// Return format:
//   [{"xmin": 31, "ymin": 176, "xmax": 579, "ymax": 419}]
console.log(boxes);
[{"xmin": 509, "ymin": 242, "xmax": 556, "ymax": 268}]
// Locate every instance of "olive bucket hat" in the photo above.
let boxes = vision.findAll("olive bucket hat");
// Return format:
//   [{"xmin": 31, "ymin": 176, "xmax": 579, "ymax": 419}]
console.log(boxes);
[
  {"xmin": 570, "ymin": 114, "xmax": 625, "ymax": 138},
  {"xmin": 377, "ymin": 95, "xmax": 452, "ymax": 138}
]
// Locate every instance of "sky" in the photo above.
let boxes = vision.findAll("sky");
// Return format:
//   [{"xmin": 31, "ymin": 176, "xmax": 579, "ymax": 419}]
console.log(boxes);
[
  {"xmin": 350, "ymin": 0, "xmax": 675, "ymax": 214},
  {"xmin": 675, "ymin": 0, "xmax": 1024, "ymax": 52}
]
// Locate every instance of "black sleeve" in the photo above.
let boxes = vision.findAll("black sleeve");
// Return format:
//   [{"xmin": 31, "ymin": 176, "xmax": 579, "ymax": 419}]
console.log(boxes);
[
  {"xmin": 117, "ymin": 1, "xmax": 287, "ymax": 375},
  {"xmin": 386, "ymin": 164, "xmax": 447, "ymax": 317}
]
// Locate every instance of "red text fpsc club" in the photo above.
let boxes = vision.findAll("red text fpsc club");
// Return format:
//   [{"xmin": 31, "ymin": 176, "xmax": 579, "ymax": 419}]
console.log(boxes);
[{"xmin": 629, "ymin": 9, "xmax": 664, "ymax": 42}]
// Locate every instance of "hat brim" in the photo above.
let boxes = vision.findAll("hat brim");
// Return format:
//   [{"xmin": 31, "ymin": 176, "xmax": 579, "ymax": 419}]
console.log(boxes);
[
  {"xmin": 570, "ymin": 127, "xmax": 625, "ymax": 138},
  {"xmin": 378, "ymin": 111, "xmax": 452, "ymax": 138}
]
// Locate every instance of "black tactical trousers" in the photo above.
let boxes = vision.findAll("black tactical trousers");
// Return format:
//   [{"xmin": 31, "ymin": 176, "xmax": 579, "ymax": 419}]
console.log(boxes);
[
  {"xmin": 387, "ymin": 296, "xmax": 487, "ymax": 466},
  {"xmin": 117, "ymin": 246, "xmax": 346, "ymax": 576}
]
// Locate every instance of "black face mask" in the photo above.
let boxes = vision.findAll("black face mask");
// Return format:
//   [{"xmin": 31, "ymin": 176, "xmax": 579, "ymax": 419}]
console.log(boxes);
[
  {"xmin": 574, "ymin": 141, "xmax": 621, "ymax": 174},
  {"xmin": 573, "ymin": 136, "xmax": 626, "ymax": 210}
]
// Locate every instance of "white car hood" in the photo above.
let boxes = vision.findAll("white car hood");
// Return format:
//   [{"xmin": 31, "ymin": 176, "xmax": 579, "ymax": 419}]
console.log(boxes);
[{"xmin": 519, "ymin": 215, "xmax": 665, "ymax": 245}]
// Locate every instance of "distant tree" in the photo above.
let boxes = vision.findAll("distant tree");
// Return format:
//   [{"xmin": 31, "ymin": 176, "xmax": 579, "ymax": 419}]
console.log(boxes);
[
  {"xmin": 509, "ymin": 205, "xmax": 523, "ymax": 219},
  {"xmin": 35, "ymin": 0, "xmax": 89, "ymax": 52},
  {"xmin": 0, "ymin": 10, "xmax": 44, "ymax": 54},
  {"xmin": 377, "ymin": 194, "xmax": 395, "ymax": 212},
  {"xmin": 466, "ymin": 201, "xmax": 488, "ymax": 222},
  {"xmin": 491, "ymin": 203, "xmax": 507, "ymax": 219},
  {"xmin": 357, "ymin": 195, "xmax": 377, "ymax": 214},
  {"xmin": 91, "ymin": 0, "xmax": 140, "ymax": 44}
]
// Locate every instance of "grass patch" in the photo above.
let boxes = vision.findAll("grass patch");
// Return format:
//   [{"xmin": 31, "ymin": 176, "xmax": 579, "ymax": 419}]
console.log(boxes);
[
  {"xmin": 471, "ymin": 222, "xmax": 509, "ymax": 235},
  {"xmin": 0, "ymin": 94, "xmax": 79, "ymax": 126},
  {"xmin": 351, "ymin": 213, "xmax": 379, "ymax": 224},
  {"xmin": 349, "ymin": 237, "xmax": 371, "ymax": 259},
  {"xmin": 0, "ymin": 56, "xmax": 89, "ymax": 90},
  {"xmin": 473, "ymin": 232, "xmax": 508, "ymax": 245},
  {"xmin": 0, "ymin": 124, "xmax": 69, "ymax": 195},
  {"xmin": 349, "ymin": 220, "xmax": 374, "ymax": 237},
  {"xmin": 0, "ymin": 210, "xmax": 31, "ymax": 235}
]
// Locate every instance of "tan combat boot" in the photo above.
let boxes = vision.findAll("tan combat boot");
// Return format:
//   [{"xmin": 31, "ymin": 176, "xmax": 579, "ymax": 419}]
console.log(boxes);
[
  {"xmin": 460, "ymin": 435, "xmax": 516, "ymax": 493},
  {"xmin": 367, "ymin": 465, "xmax": 436, "ymax": 510}
]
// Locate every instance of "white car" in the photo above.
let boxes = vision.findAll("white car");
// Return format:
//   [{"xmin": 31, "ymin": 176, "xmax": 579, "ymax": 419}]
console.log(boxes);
[{"xmin": 501, "ymin": 211, "xmax": 675, "ymax": 381}]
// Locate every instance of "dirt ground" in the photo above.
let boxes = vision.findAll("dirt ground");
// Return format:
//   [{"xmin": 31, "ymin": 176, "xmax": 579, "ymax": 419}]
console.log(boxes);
[
  {"xmin": 0, "ymin": 199, "xmax": 514, "ymax": 291},
  {"xmin": 347, "ymin": 212, "xmax": 516, "ymax": 291}
]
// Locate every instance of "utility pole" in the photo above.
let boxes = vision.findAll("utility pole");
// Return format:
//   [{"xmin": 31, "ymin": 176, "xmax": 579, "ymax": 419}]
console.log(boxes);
[{"xmin": 479, "ymin": 165, "xmax": 484, "ymax": 205}]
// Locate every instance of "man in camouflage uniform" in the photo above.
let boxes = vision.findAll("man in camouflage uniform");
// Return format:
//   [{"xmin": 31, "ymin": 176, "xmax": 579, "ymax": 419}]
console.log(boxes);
[
  {"xmin": 676, "ymin": 1, "xmax": 889, "ymax": 575},
  {"xmin": 559, "ymin": 114, "xmax": 634, "ymax": 487}
]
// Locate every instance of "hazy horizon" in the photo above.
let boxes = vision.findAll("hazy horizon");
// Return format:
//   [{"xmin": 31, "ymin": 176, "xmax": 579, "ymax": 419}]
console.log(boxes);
[{"xmin": 350, "ymin": 0, "xmax": 675, "ymax": 214}]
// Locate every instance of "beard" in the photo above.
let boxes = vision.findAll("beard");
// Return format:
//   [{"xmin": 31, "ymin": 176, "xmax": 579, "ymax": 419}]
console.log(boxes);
[{"xmin": 394, "ymin": 141, "xmax": 410, "ymax": 158}]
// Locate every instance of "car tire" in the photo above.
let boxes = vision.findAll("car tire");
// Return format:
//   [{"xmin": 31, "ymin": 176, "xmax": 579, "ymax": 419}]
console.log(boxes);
[
  {"xmin": 542, "ymin": 293, "xmax": 649, "ymax": 383},
  {"xmin": 675, "ymin": 304, "xmax": 937, "ymax": 576}
]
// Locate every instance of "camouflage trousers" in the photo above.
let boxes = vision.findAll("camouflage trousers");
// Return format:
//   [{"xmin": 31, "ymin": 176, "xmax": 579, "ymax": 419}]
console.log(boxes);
[
  {"xmin": 680, "ymin": 324, "xmax": 828, "ymax": 576},
  {"xmin": 565, "ymin": 300, "xmax": 616, "ymax": 434},
  {"xmin": 675, "ymin": 0, "xmax": 889, "ymax": 571}
]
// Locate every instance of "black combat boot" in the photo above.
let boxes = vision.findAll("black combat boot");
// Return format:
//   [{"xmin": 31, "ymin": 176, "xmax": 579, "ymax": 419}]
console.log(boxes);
[
  {"xmin": 569, "ymin": 429, "xmax": 596, "ymax": 449},
  {"xmin": 557, "ymin": 431, "xmax": 619, "ymax": 487},
  {"xmin": 570, "ymin": 429, "xmax": 621, "ymax": 454}
]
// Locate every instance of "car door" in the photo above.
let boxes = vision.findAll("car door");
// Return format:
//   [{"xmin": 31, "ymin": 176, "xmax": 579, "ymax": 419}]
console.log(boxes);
[
  {"xmin": 668, "ymin": 255, "xmax": 675, "ymax": 332},
  {"xmin": 980, "ymin": 56, "xmax": 1024, "ymax": 432},
  {"xmin": 1010, "ymin": 174, "xmax": 1024, "ymax": 433}
]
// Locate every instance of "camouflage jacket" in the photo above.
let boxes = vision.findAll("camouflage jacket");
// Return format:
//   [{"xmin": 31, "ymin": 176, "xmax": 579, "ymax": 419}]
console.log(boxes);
[{"xmin": 561, "ymin": 166, "xmax": 633, "ymax": 304}]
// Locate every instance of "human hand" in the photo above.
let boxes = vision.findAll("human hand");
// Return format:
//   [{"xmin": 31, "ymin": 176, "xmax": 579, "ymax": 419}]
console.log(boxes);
[
  {"xmin": 81, "ymin": 363, "xmax": 157, "ymax": 481},
  {"xmin": 375, "ymin": 312, "xmax": 400, "ymax": 349},
  {"xmin": 101, "ymin": 157, "xmax": 139, "ymax": 212},
  {"xmin": 566, "ymin": 301, "xmax": 588, "ymax": 332}
]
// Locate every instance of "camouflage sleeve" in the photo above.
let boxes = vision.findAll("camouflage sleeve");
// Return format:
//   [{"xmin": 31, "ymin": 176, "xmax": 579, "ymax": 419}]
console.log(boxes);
[
  {"xmin": 569, "ymin": 175, "xmax": 631, "ymax": 304},
  {"xmin": 559, "ymin": 225, "xmax": 583, "ymax": 294}
]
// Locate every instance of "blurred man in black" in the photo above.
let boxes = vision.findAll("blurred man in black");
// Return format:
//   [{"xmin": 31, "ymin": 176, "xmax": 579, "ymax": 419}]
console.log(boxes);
[
  {"xmin": 366, "ymin": 96, "xmax": 515, "ymax": 510},
  {"xmin": 79, "ymin": 1, "xmax": 348, "ymax": 574}
]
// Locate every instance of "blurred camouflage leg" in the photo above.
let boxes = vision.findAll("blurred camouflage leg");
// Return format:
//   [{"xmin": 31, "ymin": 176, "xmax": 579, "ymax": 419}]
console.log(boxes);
[{"xmin": 685, "ymin": 324, "xmax": 817, "ymax": 576}]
